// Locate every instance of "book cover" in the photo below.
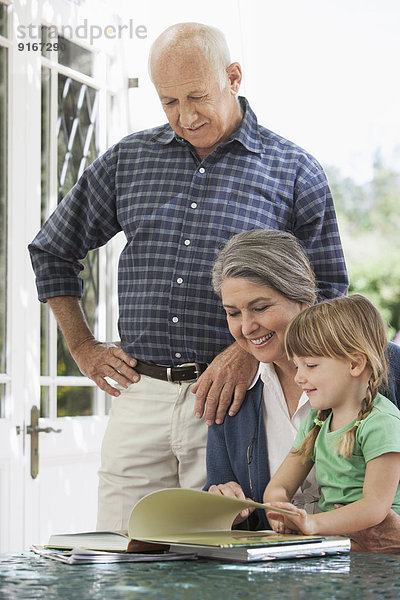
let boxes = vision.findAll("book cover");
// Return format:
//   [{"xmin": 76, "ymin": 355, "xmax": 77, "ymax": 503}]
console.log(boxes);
[
  {"xmin": 31, "ymin": 545, "xmax": 196, "ymax": 565},
  {"xmin": 46, "ymin": 531, "xmax": 131, "ymax": 552}
]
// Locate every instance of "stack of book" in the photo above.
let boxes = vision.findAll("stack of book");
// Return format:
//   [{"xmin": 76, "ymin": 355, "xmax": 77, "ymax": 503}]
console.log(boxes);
[{"xmin": 34, "ymin": 489, "xmax": 350, "ymax": 564}]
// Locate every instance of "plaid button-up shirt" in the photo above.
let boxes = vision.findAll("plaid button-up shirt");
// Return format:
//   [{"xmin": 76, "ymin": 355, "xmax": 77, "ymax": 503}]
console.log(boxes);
[{"xmin": 29, "ymin": 98, "xmax": 348, "ymax": 365}]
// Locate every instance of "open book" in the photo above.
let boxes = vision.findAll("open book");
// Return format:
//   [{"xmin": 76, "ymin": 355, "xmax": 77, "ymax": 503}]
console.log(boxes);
[
  {"xmin": 45, "ymin": 488, "xmax": 350, "ymax": 562},
  {"xmin": 127, "ymin": 488, "xmax": 350, "ymax": 562},
  {"xmin": 128, "ymin": 488, "xmax": 302, "ymax": 546},
  {"xmin": 45, "ymin": 490, "xmax": 295, "ymax": 551}
]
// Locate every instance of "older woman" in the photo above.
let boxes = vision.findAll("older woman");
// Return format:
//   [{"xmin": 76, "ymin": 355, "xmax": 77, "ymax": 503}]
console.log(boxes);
[{"xmin": 205, "ymin": 229, "xmax": 400, "ymax": 550}]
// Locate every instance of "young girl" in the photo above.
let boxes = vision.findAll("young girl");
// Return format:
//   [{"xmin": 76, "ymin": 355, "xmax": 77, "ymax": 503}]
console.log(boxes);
[{"xmin": 263, "ymin": 294, "xmax": 400, "ymax": 543}]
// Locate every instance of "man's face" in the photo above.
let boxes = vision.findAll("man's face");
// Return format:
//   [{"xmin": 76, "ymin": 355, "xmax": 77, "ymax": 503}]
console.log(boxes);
[{"xmin": 152, "ymin": 51, "xmax": 242, "ymax": 160}]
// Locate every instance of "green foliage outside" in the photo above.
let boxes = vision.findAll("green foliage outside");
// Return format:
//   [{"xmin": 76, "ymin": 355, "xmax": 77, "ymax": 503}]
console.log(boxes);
[{"xmin": 326, "ymin": 153, "xmax": 400, "ymax": 341}]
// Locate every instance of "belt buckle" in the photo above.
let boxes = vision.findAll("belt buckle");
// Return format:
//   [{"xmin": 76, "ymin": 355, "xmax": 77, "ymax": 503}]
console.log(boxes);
[{"xmin": 170, "ymin": 362, "xmax": 202, "ymax": 383}]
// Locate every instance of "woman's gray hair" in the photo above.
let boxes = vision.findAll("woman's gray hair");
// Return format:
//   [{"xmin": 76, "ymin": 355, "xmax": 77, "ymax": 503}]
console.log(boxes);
[{"xmin": 212, "ymin": 229, "xmax": 317, "ymax": 306}]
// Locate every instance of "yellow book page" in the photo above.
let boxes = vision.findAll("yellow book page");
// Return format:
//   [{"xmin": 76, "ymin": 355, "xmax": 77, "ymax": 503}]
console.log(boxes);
[{"xmin": 128, "ymin": 488, "xmax": 313, "ymax": 546}]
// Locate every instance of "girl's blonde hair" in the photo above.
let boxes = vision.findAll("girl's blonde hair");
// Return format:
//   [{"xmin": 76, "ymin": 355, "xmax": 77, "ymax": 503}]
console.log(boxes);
[{"xmin": 285, "ymin": 294, "xmax": 388, "ymax": 459}]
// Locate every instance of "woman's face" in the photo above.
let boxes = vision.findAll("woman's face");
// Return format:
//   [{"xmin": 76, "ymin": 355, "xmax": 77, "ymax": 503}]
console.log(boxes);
[{"xmin": 220, "ymin": 277, "xmax": 305, "ymax": 365}]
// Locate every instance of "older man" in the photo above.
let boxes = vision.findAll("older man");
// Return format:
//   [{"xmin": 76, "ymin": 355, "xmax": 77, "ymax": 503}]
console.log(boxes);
[{"xmin": 29, "ymin": 23, "xmax": 348, "ymax": 530}]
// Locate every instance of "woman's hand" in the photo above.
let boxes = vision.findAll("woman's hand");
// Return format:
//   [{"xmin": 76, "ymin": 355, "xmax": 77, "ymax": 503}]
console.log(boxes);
[
  {"xmin": 208, "ymin": 481, "xmax": 255, "ymax": 525},
  {"xmin": 265, "ymin": 501, "xmax": 316, "ymax": 535}
]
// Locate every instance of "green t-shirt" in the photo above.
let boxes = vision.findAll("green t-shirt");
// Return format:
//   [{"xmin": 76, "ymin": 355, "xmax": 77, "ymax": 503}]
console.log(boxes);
[{"xmin": 293, "ymin": 393, "xmax": 400, "ymax": 513}]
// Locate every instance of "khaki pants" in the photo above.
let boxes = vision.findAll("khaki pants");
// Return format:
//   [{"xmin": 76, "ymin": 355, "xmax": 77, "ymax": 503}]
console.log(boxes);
[{"xmin": 96, "ymin": 375, "xmax": 208, "ymax": 531}]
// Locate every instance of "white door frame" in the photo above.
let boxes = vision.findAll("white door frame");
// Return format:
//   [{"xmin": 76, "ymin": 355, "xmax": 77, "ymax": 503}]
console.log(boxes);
[{"xmin": 1, "ymin": 0, "xmax": 130, "ymax": 552}]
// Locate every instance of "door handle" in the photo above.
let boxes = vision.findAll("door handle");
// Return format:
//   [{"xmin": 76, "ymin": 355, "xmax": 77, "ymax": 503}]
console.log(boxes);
[
  {"xmin": 26, "ymin": 406, "xmax": 62, "ymax": 479},
  {"xmin": 26, "ymin": 425, "xmax": 62, "ymax": 434}
]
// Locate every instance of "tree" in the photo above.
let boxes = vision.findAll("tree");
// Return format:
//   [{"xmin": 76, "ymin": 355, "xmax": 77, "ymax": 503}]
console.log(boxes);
[{"xmin": 325, "ymin": 157, "xmax": 400, "ymax": 340}]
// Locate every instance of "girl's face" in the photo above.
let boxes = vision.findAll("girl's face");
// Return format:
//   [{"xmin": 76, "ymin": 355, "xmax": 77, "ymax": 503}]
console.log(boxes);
[
  {"xmin": 220, "ymin": 277, "xmax": 304, "ymax": 366},
  {"xmin": 292, "ymin": 355, "xmax": 363, "ymax": 412}
]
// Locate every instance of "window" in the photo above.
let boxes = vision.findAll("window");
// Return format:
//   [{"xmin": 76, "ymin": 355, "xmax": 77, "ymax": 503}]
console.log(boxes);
[
  {"xmin": 0, "ymin": 2, "xmax": 7, "ymax": 37},
  {"xmin": 40, "ymin": 28, "xmax": 102, "ymax": 417},
  {"xmin": 58, "ymin": 37, "xmax": 93, "ymax": 78},
  {"xmin": 0, "ymin": 2, "xmax": 8, "ymax": 417}
]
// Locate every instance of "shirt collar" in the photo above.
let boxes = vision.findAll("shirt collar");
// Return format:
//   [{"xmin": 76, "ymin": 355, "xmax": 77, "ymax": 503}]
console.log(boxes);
[
  {"xmin": 248, "ymin": 361, "xmax": 273, "ymax": 390},
  {"xmin": 152, "ymin": 96, "xmax": 264, "ymax": 155},
  {"xmin": 251, "ymin": 362, "xmax": 310, "ymax": 413},
  {"xmin": 231, "ymin": 97, "xmax": 264, "ymax": 154}
]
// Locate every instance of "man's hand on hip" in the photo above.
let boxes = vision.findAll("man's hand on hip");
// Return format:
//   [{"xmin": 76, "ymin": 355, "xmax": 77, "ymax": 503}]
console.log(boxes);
[
  {"xmin": 192, "ymin": 342, "xmax": 258, "ymax": 425},
  {"xmin": 46, "ymin": 296, "xmax": 139, "ymax": 397},
  {"xmin": 72, "ymin": 339, "xmax": 139, "ymax": 397}
]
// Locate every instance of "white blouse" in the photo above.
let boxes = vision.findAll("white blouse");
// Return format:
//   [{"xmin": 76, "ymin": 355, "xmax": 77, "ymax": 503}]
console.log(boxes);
[{"xmin": 252, "ymin": 362, "xmax": 321, "ymax": 513}]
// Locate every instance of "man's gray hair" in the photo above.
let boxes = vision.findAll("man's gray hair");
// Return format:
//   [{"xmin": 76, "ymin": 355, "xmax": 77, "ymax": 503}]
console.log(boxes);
[
  {"xmin": 212, "ymin": 229, "xmax": 317, "ymax": 306},
  {"xmin": 149, "ymin": 23, "xmax": 232, "ymax": 89}
]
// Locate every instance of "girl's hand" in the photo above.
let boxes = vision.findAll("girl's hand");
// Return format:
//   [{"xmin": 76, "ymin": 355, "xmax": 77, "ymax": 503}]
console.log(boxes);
[{"xmin": 265, "ymin": 502, "xmax": 316, "ymax": 535}]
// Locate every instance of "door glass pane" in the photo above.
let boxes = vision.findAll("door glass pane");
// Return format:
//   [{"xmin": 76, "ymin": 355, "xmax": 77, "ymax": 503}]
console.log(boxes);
[
  {"xmin": 0, "ymin": 46, "xmax": 8, "ymax": 378},
  {"xmin": 57, "ymin": 75, "xmax": 98, "ymax": 197},
  {"xmin": 41, "ymin": 67, "xmax": 51, "ymax": 224},
  {"xmin": 40, "ymin": 386, "xmax": 50, "ymax": 418},
  {"xmin": 0, "ymin": 385, "xmax": 5, "ymax": 418},
  {"xmin": 40, "ymin": 42, "xmax": 100, "ymax": 415},
  {"xmin": 58, "ymin": 36, "xmax": 93, "ymax": 77},
  {"xmin": 40, "ymin": 385, "xmax": 95, "ymax": 417},
  {"xmin": 40, "ymin": 67, "xmax": 51, "ymax": 378},
  {"xmin": 0, "ymin": 4, "xmax": 7, "ymax": 38},
  {"xmin": 41, "ymin": 25, "xmax": 57, "ymax": 58},
  {"xmin": 57, "ymin": 386, "xmax": 95, "ymax": 417},
  {"xmin": 56, "ymin": 73, "xmax": 99, "ymax": 377},
  {"xmin": 40, "ymin": 303, "xmax": 50, "ymax": 377}
]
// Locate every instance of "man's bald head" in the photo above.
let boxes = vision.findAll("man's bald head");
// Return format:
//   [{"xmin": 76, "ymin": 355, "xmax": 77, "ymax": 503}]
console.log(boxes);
[
  {"xmin": 149, "ymin": 22, "xmax": 232, "ymax": 90},
  {"xmin": 148, "ymin": 22, "xmax": 243, "ymax": 160}
]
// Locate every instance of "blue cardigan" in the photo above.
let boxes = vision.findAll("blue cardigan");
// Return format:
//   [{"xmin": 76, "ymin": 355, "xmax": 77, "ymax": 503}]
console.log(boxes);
[{"xmin": 205, "ymin": 341, "xmax": 400, "ymax": 530}]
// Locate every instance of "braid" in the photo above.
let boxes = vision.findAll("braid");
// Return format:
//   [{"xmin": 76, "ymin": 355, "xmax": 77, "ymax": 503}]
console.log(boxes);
[
  {"xmin": 285, "ymin": 294, "xmax": 387, "ymax": 460},
  {"xmin": 336, "ymin": 377, "xmax": 376, "ymax": 458},
  {"xmin": 294, "ymin": 409, "xmax": 331, "ymax": 461}
]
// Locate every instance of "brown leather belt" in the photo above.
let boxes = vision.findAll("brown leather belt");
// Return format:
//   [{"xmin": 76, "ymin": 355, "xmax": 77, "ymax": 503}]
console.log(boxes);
[{"xmin": 135, "ymin": 360, "xmax": 208, "ymax": 383}]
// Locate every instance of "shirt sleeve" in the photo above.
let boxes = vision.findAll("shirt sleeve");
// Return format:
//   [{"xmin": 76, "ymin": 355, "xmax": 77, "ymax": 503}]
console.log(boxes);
[
  {"xmin": 357, "ymin": 411, "xmax": 400, "ymax": 462},
  {"xmin": 292, "ymin": 161, "xmax": 349, "ymax": 300},
  {"xmin": 293, "ymin": 409, "xmax": 318, "ymax": 451},
  {"xmin": 28, "ymin": 146, "xmax": 122, "ymax": 302}
]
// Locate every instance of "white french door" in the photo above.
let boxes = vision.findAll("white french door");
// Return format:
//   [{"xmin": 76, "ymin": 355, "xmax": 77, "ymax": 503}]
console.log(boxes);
[{"xmin": 0, "ymin": 0, "xmax": 128, "ymax": 551}]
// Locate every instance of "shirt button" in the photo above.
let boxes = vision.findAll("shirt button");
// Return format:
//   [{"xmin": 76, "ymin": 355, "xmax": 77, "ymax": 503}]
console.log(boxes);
[
  {"xmin": 199, "ymin": 167, "xmax": 205, "ymax": 174},
  {"xmin": 175, "ymin": 352, "xmax": 182, "ymax": 359},
  {"xmin": 191, "ymin": 202, "xmax": 197, "ymax": 209},
  {"xmin": 172, "ymin": 316, "xmax": 179, "ymax": 323},
  {"xmin": 184, "ymin": 239, "xmax": 191, "ymax": 246},
  {"xmin": 177, "ymin": 277, "xmax": 183, "ymax": 284}
]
